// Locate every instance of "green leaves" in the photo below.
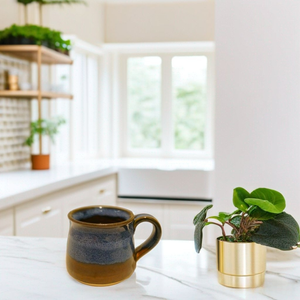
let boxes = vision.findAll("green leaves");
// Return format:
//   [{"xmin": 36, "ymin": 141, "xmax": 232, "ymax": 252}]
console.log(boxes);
[
  {"xmin": 0, "ymin": 24, "xmax": 72, "ymax": 52},
  {"xmin": 193, "ymin": 205, "xmax": 213, "ymax": 253},
  {"xmin": 209, "ymin": 210, "xmax": 241, "ymax": 224},
  {"xmin": 193, "ymin": 204, "xmax": 213, "ymax": 225},
  {"xmin": 233, "ymin": 187, "xmax": 250, "ymax": 212},
  {"xmin": 17, "ymin": 0, "xmax": 35, "ymax": 5},
  {"xmin": 230, "ymin": 215, "xmax": 242, "ymax": 228},
  {"xmin": 248, "ymin": 206, "xmax": 276, "ymax": 220},
  {"xmin": 233, "ymin": 187, "xmax": 286, "ymax": 216},
  {"xmin": 245, "ymin": 188, "xmax": 286, "ymax": 214},
  {"xmin": 193, "ymin": 187, "xmax": 300, "ymax": 254},
  {"xmin": 24, "ymin": 117, "xmax": 66, "ymax": 147},
  {"xmin": 251, "ymin": 212, "xmax": 300, "ymax": 250},
  {"xmin": 194, "ymin": 222, "xmax": 206, "ymax": 253}
]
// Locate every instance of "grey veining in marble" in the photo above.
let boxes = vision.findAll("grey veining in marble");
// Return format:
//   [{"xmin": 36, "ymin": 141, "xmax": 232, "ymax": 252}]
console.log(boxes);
[{"xmin": 0, "ymin": 237, "xmax": 299, "ymax": 300}]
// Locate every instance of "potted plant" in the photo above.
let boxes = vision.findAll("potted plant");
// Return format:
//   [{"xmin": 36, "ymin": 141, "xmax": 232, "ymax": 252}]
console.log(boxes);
[
  {"xmin": 0, "ymin": 24, "xmax": 72, "ymax": 54},
  {"xmin": 24, "ymin": 117, "xmax": 65, "ymax": 170},
  {"xmin": 193, "ymin": 187, "xmax": 300, "ymax": 288}
]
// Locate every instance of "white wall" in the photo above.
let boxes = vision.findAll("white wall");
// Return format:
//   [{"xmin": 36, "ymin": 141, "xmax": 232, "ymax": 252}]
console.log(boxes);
[
  {"xmin": 43, "ymin": 0, "xmax": 105, "ymax": 45},
  {"xmin": 105, "ymin": 1, "xmax": 215, "ymax": 43},
  {"xmin": 0, "ymin": 0, "xmax": 19, "ymax": 27},
  {"xmin": 214, "ymin": 1, "xmax": 300, "ymax": 222}
]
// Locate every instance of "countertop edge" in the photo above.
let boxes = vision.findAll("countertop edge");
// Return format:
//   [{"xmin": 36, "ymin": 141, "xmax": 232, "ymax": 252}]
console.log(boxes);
[{"xmin": 0, "ymin": 167, "xmax": 118, "ymax": 210}]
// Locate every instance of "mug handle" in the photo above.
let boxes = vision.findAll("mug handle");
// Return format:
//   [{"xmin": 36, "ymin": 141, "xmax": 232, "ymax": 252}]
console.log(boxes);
[{"xmin": 133, "ymin": 214, "xmax": 162, "ymax": 261}]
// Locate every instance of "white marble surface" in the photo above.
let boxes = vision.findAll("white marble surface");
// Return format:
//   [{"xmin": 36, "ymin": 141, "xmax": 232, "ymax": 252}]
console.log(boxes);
[
  {"xmin": 1, "ymin": 237, "xmax": 299, "ymax": 300},
  {"xmin": 0, "ymin": 160, "xmax": 117, "ymax": 210},
  {"xmin": 0, "ymin": 158, "xmax": 213, "ymax": 210}
]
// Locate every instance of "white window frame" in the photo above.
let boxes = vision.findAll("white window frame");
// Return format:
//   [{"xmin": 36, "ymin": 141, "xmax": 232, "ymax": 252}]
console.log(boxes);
[{"xmin": 104, "ymin": 42, "xmax": 215, "ymax": 160}]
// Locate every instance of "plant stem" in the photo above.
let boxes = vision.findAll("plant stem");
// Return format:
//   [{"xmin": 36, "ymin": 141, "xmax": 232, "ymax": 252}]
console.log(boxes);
[
  {"xmin": 39, "ymin": 3, "xmax": 43, "ymax": 26},
  {"xmin": 225, "ymin": 221, "xmax": 238, "ymax": 232},
  {"xmin": 25, "ymin": 5, "xmax": 28, "ymax": 25},
  {"xmin": 207, "ymin": 220, "xmax": 226, "ymax": 239}
]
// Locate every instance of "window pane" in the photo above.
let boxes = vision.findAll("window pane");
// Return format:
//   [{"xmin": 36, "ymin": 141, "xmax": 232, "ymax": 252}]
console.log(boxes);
[
  {"xmin": 172, "ymin": 56, "xmax": 208, "ymax": 151},
  {"xmin": 127, "ymin": 57, "xmax": 161, "ymax": 149}
]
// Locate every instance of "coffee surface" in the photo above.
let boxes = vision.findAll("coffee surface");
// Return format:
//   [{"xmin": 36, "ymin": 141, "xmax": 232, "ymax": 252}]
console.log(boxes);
[{"xmin": 80, "ymin": 215, "xmax": 127, "ymax": 224}]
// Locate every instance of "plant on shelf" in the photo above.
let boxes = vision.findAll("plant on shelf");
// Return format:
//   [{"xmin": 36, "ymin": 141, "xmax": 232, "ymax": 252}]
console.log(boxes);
[
  {"xmin": 24, "ymin": 116, "xmax": 66, "ymax": 170},
  {"xmin": 194, "ymin": 187, "xmax": 300, "ymax": 288},
  {"xmin": 0, "ymin": 24, "xmax": 71, "ymax": 54}
]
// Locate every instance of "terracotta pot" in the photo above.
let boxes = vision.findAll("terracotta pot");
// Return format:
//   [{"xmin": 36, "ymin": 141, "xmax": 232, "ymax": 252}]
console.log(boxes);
[
  {"xmin": 31, "ymin": 154, "xmax": 50, "ymax": 170},
  {"xmin": 216, "ymin": 237, "xmax": 266, "ymax": 288}
]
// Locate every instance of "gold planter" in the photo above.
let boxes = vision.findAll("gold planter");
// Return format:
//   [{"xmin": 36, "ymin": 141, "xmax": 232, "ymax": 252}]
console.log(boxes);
[{"xmin": 216, "ymin": 238, "xmax": 266, "ymax": 288}]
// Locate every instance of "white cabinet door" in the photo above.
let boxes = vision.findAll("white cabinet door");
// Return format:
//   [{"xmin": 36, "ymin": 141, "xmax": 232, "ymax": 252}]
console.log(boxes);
[
  {"xmin": 63, "ymin": 175, "xmax": 117, "ymax": 237},
  {"xmin": 166, "ymin": 204, "xmax": 204, "ymax": 241},
  {"xmin": 15, "ymin": 196, "xmax": 63, "ymax": 238},
  {"xmin": 14, "ymin": 174, "xmax": 117, "ymax": 238},
  {"xmin": 118, "ymin": 201, "xmax": 164, "ymax": 241},
  {"xmin": 0, "ymin": 208, "xmax": 14, "ymax": 236},
  {"xmin": 88, "ymin": 175, "xmax": 117, "ymax": 206},
  {"xmin": 117, "ymin": 200, "xmax": 205, "ymax": 241}
]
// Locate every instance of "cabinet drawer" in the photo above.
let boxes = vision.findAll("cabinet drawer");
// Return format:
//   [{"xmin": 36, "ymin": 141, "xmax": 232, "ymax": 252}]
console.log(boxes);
[
  {"xmin": 0, "ymin": 208, "xmax": 14, "ymax": 236},
  {"xmin": 90, "ymin": 176, "xmax": 117, "ymax": 206},
  {"xmin": 15, "ymin": 197, "xmax": 63, "ymax": 238},
  {"xmin": 166, "ymin": 204, "xmax": 204, "ymax": 241}
]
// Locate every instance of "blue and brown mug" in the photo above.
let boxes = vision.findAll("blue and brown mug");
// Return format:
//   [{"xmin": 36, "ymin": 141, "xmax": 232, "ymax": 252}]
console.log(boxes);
[{"xmin": 66, "ymin": 205, "xmax": 162, "ymax": 286}]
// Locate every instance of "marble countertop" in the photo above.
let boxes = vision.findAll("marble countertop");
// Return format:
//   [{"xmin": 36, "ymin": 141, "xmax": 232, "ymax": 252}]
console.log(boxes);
[
  {"xmin": 0, "ymin": 158, "xmax": 213, "ymax": 210},
  {"xmin": 1, "ymin": 236, "xmax": 299, "ymax": 300},
  {"xmin": 0, "ymin": 160, "xmax": 117, "ymax": 210}
]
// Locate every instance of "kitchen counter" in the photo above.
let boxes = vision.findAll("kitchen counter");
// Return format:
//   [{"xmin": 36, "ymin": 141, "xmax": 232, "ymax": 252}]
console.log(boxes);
[
  {"xmin": 0, "ymin": 158, "xmax": 213, "ymax": 210},
  {"xmin": 0, "ymin": 161, "xmax": 118, "ymax": 210},
  {"xmin": 1, "ymin": 237, "xmax": 299, "ymax": 300}
]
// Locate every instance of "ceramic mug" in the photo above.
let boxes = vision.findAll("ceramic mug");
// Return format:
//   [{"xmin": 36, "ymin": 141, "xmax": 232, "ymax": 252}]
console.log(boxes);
[{"xmin": 66, "ymin": 205, "xmax": 162, "ymax": 286}]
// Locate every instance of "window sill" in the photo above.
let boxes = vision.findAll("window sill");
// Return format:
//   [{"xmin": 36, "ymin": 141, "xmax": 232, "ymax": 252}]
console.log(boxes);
[{"xmin": 112, "ymin": 157, "xmax": 214, "ymax": 171}]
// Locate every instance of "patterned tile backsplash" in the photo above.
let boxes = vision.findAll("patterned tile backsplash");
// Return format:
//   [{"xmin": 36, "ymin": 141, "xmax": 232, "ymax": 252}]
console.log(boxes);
[{"xmin": 0, "ymin": 54, "xmax": 31, "ymax": 172}]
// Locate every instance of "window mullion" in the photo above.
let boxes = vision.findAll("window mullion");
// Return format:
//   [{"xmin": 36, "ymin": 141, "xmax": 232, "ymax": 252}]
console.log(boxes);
[{"xmin": 161, "ymin": 55, "xmax": 173, "ymax": 157}]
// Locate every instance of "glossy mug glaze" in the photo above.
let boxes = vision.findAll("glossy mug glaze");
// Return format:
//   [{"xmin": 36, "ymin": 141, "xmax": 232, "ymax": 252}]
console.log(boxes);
[{"xmin": 66, "ymin": 205, "xmax": 162, "ymax": 286}]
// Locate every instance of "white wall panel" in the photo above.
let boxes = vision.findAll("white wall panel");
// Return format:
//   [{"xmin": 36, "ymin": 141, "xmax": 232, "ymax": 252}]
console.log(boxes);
[
  {"xmin": 214, "ymin": 0, "xmax": 300, "ymax": 222},
  {"xmin": 105, "ymin": 1, "xmax": 215, "ymax": 43}
]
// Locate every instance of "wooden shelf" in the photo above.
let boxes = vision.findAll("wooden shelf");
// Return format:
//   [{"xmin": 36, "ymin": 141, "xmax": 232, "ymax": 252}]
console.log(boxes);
[
  {"xmin": 0, "ymin": 45, "xmax": 72, "ymax": 65},
  {"xmin": 0, "ymin": 90, "xmax": 73, "ymax": 99}
]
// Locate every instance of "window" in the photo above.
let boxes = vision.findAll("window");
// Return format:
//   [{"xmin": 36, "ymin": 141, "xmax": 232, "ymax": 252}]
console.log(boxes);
[
  {"xmin": 127, "ymin": 56, "xmax": 162, "ymax": 149},
  {"xmin": 172, "ymin": 56, "xmax": 208, "ymax": 151},
  {"xmin": 117, "ymin": 45, "xmax": 214, "ymax": 159},
  {"xmin": 30, "ymin": 38, "xmax": 103, "ymax": 164}
]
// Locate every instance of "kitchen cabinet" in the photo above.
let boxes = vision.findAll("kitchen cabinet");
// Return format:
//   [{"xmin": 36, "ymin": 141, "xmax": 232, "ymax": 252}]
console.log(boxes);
[
  {"xmin": 118, "ymin": 200, "xmax": 205, "ymax": 241},
  {"xmin": 15, "ymin": 195, "xmax": 63, "ymax": 237},
  {"xmin": 0, "ymin": 208, "xmax": 14, "ymax": 236},
  {"xmin": 14, "ymin": 174, "xmax": 117, "ymax": 238},
  {"xmin": 165, "ymin": 205, "xmax": 201, "ymax": 240}
]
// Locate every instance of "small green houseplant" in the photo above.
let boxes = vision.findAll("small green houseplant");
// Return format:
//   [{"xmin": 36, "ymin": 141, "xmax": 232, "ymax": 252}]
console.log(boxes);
[
  {"xmin": 0, "ymin": 24, "xmax": 71, "ymax": 54},
  {"xmin": 194, "ymin": 187, "xmax": 300, "ymax": 288},
  {"xmin": 24, "ymin": 117, "xmax": 65, "ymax": 170}
]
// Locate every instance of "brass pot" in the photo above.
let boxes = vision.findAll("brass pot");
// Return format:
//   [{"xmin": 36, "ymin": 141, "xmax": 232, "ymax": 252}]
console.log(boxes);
[
  {"xmin": 31, "ymin": 154, "xmax": 50, "ymax": 170},
  {"xmin": 216, "ymin": 238, "xmax": 266, "ymax": 288}
]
